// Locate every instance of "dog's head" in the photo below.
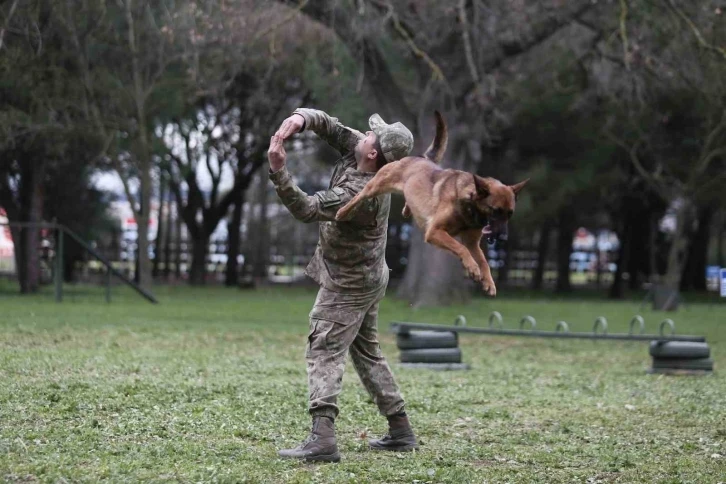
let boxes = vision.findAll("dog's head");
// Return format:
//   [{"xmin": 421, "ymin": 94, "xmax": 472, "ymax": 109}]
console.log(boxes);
[{"xmin": 470, "ymin": 176, "xmax": 529, "ymax": 242}]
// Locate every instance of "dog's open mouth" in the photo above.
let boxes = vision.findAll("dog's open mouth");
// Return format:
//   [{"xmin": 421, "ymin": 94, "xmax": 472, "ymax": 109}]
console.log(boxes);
[
  {"xmin": 482, "ymin": 224, "xmax": 508, "ymax": 243},
  {"xmin": 482, "ymin": 224, "xmax": 495, "ymax": 244}
]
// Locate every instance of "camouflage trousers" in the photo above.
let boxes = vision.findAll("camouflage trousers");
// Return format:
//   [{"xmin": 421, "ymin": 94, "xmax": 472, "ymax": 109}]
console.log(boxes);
[{"xmin": 306, "ymin": 283, "xmax": 405, "ymax": 420}]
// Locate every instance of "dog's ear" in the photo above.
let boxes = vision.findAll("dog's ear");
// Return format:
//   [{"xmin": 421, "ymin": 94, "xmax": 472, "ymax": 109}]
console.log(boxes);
[
  {"xmin": 510, "ymin": 179, "xmax": 529, "ymax": 198},
  {"xmin": 473, "ymin": 175, "xmax": 489, "ymax": 199}
]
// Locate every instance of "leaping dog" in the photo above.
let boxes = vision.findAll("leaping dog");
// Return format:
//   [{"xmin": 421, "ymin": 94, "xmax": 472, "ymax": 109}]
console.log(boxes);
[{"xmin": 335, "ymin": 111, "xmax": 528, "ymax": 297}]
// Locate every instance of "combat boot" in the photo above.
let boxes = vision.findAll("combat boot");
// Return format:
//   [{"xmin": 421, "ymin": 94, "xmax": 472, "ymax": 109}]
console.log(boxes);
[
  {"xmin": 369, "ymin": 413, "xmax": 418, "ymax": 452},
  {"xmin": 278, "ymin": 416, "xmax": 340, "ymax": 463}
]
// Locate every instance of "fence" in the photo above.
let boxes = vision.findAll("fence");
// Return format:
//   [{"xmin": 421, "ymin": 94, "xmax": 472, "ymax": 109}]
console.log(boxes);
[
  {"xmin": 0, "ymin": 222, "xmax": 156, "ymax": 303},
  {"xmin": 0, "ymin": 217, "xmax": 621, "ymax": 293}
]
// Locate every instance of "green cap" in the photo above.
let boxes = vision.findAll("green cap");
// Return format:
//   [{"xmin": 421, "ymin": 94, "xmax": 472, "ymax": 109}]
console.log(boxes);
[{"xmin": 369, "ymin": 113, "xmax": 414, "ymax": 163}]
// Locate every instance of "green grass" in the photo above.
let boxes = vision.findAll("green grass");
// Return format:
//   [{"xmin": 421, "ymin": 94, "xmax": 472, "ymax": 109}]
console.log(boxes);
[{"xmin": 1, "ymin": 285, "xmax": 725, "ymax": 483}]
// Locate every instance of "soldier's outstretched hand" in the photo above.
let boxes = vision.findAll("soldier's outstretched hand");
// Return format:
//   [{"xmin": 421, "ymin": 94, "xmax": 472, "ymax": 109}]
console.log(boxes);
[
  {"xmin": 275, "ymin": 114, "xmax": 305, "ymax": 140},
  {"xmin": 268, "ymin": 135, "xmax": 287, "ymax": 172}
]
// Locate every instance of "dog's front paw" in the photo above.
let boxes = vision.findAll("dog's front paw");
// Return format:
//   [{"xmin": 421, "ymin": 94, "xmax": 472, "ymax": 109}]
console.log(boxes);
[
  {"xmin": 482, "ymin": 278, "xmax": 497, "ymax": 297},
  {"xmin": 463, "ymin": 259, "xmax": 482, "ymax": 282}
]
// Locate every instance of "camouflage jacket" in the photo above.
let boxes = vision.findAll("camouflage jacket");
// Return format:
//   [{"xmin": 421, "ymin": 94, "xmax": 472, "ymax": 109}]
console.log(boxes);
[{"xmin": 269, "ymin": 108, "xmax": 391, "ymax": 293}]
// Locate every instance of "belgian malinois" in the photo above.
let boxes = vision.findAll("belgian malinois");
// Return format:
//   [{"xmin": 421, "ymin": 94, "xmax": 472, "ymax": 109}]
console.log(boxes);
[{"xmin": 335, "ymin": 111, "xmax": 528, "ymax": 296}]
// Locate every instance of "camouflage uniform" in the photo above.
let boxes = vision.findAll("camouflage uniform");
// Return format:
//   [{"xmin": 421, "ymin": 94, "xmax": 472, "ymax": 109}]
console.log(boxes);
[{"xmin": 269, "ymin": 108, "xmax": 412, "ymax": 420}]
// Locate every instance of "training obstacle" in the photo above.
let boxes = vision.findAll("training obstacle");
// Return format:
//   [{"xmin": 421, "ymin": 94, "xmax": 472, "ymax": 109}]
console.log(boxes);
[
  {"xmin": 391, "ymin": 313, "xmax": 713, "ymax": 374},
  {"xmin": 396, "ymin": 329, "xmax": 470, "ymax": 370}
]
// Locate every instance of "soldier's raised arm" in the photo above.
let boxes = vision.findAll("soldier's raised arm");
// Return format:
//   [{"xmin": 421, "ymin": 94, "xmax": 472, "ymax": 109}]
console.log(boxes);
[
  {"xmin": 274, "ymin": 108, "xmax": 364, "ymax": 157},
  {"xmin": 267, "ymin": 134, "xmax": 375, "ymax": 224}
]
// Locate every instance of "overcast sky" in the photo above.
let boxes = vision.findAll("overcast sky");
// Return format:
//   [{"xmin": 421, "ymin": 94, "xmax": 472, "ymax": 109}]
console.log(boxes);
[{"xmin": 91, "ymin": 161, "xmax": 236, "ymax": 198}]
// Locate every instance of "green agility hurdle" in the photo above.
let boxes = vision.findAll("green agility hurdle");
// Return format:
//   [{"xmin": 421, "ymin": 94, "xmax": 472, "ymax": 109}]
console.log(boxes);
[{"xmin": 391, "ymin": 313, "xmax": 713, "ymax": 374}]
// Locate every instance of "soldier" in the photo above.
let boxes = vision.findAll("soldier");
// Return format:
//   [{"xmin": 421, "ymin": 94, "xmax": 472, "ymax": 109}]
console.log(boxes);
[{"xmin": 267, "ymin": 108, "xmax": 417, "ymax": 463}]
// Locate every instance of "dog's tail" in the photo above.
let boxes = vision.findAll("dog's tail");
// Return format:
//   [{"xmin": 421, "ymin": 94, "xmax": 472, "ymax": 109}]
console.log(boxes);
[{"xmin": 423, "ymin": 110, "xmax": 448, "ymax": 164}]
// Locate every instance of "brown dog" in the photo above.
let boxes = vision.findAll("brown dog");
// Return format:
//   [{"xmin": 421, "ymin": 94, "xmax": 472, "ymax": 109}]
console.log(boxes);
[{"xmin": 335, "ymin": 111, "xmax": 528, "ymax": 296}]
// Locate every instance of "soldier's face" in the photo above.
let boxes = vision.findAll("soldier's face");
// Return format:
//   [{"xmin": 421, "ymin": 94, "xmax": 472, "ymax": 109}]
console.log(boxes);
[{"xmin": 355, "ymin": 131, "xmax": 378, "ymax": 161}]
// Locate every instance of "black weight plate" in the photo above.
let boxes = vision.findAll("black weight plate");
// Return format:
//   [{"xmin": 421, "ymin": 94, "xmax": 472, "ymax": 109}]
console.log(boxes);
[
  {"xmin": 651, "ymin": 357, "xmax": 714, "ymax": 370},
  {"xmin": 396, "ymin": 330, "xmax": 458, "ymax": 350},
  {"xmin": 400, "ymin": 348, "xmax": 462, "ymax": 363},
  {"xmin": 649, "ymin": 341, "xmax": 710, "ymax": 359}
]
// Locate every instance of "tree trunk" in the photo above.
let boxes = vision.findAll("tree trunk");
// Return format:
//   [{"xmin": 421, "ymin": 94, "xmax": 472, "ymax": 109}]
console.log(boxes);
[
  {"xmin": 25, "ymin": 165, "xmax": 43, "ymax": 292},
  {"xmin": 531, "ymin": 222, "xmax": 551, "ymax": 290},
  {"xmin": 664, "ymin": 199, "xmax": 693, "ymax": 292},
  {"xmin": 9, "ymin": 161, "xmax": 46, "ymax": 294},
  {"xmin": 239, "ymin": 210, "xmax": 252, "ymax": 281},
  {"xmin": 152, "ymin": 172, "xmax": 167, "ymax": 279},
  {"xmin": 134, "ymin": 234, "xmax": 140, "ymax": 283},
  {"xmin": 396, "ymin": 225, "xmax": 472, "ymax": 307},
  {"xmin": 252, "ymin": 172, "xmax": 269, "ymax": 283},
  {"xmin": 555, "ymin": 208, "xmax": 574, "ymax": 293},
  {"xmin": 189, "ymin": 232, "xmax": 209, "ymax": 286},
  {"xmin": 10, "ymin": 224, "xmax": 26, "ymax": 291},
  {"xmin": 595, "ymin": 244, "xmax": 602, "ymax": 289},
  {"xmin": 224, "ymin": 188, "xmax": 245, "ymax": 287},
  {"xmin": 649, "ymin": 214, "xmax": 659, "ymax": 281},
  {"xmin": 135, "ymin": 159, "xmax": 153, "ymax": 289},
  {"xmin": 680, "ymin": 206, "xmax": 713, "ymax": 291},
  {"xmin": 163, "ymin": 194, "xmax": 174, "ymax": 279},
  {"xmin": 63, "ymin": 242, "xmax": 78, "ymax": 283},
  {"xmin": 609, "ymin": 219, "xmax": 631, "ymax": 299},
  {"xmin": 718, "ymin": 210, "xmax": 724, "ymax": 268},
  {"xmin": 175, "ymin": 204, "xmax": 183, "ymax": 280},
  {"xmin": 496, "ymin": 239, "xmax": 511, "ymax": 287},
  {"xmin": 627, "ymin": 216, "xmax": 648, "ymax": 291},
  {"xmin": 396, "ymin": 140, "xmax": 473, "ymax": 306},
  {"xmin": 125, "ymin": 0, "xmax": 152, "ymax": 290}
]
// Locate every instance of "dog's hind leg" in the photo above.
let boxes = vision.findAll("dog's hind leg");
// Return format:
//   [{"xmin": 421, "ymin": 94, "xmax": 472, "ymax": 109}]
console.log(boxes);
[
  {"xmin": 461, "ymin": 229, "xmax": 496, "ymax": 297},
  {"xmin": 424, "ymin": 226, "xmax": 482, "ymax": 282}
]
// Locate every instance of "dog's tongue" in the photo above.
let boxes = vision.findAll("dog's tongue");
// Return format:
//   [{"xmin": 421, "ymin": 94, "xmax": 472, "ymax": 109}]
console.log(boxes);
[{"xmin": 482, "ymin": 224, "xmax": 496, "ymax": 244}]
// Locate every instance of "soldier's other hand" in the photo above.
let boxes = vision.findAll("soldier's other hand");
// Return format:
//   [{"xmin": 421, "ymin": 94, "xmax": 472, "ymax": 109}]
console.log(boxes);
[
  {"xmin": 268, "ymin": 135, "xmax": 287, "ymax": 172},
  {"xmin": 275, "ymin": 114, "xmax": 305, "ymax": 140}
]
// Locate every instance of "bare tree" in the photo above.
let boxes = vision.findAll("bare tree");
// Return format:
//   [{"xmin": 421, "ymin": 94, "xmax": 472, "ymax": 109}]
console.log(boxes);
[
  {"xmin": 282, "ymin": 0, "xmax": 604, "ymax": 305},
  {"xmin": 156, "ymin": 0, "xmax": 317, "ymax": 285},
  {"xmin": 57, "ymin": 0, "xmax": 195, "ymax": 289},
  {"xmin": 163, "ymin": 102, "xmax": 241, "ymax": 285},
  {"xmin": 599, "ymin": 0, "xmax": 726, "ymax": 296},
  {"xmin": 0, "ymin": 1, "xmax": 100, "ymax": 293}
]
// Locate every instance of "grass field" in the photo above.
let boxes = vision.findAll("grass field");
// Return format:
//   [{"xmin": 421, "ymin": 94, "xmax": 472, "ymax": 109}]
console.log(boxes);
[{"xmin": 1, "ymin": 284, "xmax": 724, "ymax": 483}]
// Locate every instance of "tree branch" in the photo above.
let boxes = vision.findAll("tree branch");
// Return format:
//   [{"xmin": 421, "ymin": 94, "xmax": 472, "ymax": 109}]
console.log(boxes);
[
  {"xmin": 210, "ymin": 147, "xmax": 266, "ymax": 232},
  {"xmin": 460, "ymin": 1, "xmax": 598, "ymax": 103},
  {"xmin": 603, "ymin": 127, "xmax": 670, "ymax": 201},
  {"xmin": 180, "ymin": 125, "xmax": 196, "ymax": 177},
  {"xmin": 276, "ymin": 0, "xmax": 416, "ymax": 127},
  {"xmin": 666, "ymin": 0, "xmax": 726, "ymax": 61},
  {"xmin": 114, "ymin": 156, "xmax": 141, "ymax": 219},
  {"xmin": 619, "ymin": 0, "xmax": 631, "ymax": 70},
  {"xmin": 253, "ymin": 0, "xmax": 309, "ymax": 42},
  {"xmin": 62, "ymin": 0, "xmax": 107, "ymax": 138},
  {"xmin": 695, "ymin": 109, "xmax": 726, "ymax": 177},
  {"xmin": 204, "ymin": 149, "xmax": 217, "ymax": 210},
  {"xmin": 168, "ymin": 125, "xmax": 203, "ymax": 232},
  {"xmin": 697, "ymin": 172, "xmax": 726, "ymax": 198},
  {"xmin": 458, "ymin": 0, "xmax": 479, "ymax": 84},
  {"xmin": 370, "ymin": 0, "xmax": 447, "ymax": 84},
  {"xmin": 695, "ymin": 146, "xmax": 726, "ymax": 179},
  {"xmin": 0, "ymin": 0, "xmax": 20, "ymax": 51}
]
